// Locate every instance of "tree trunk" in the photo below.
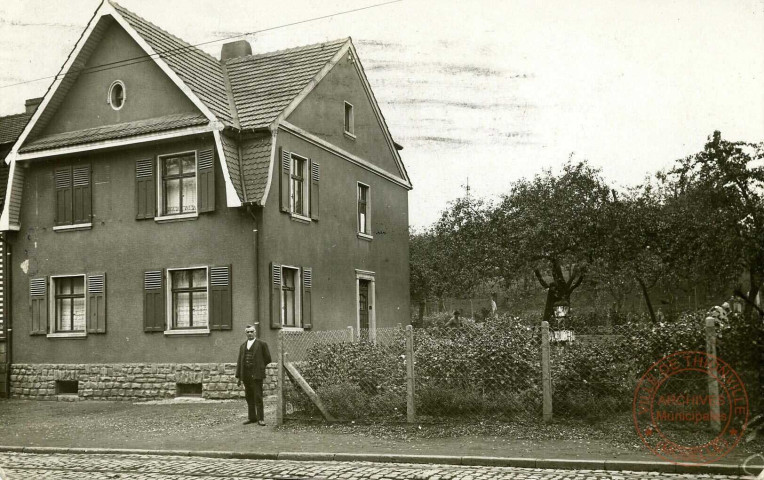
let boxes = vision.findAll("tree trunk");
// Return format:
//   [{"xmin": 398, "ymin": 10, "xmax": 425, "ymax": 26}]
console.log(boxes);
[
  {"xmin": 542, "ymin": 287, "xmax": 556, "ymax": 324},
  {"xmin": 636, "ymin": 276, "xmax": 658, "ymax": 324}
]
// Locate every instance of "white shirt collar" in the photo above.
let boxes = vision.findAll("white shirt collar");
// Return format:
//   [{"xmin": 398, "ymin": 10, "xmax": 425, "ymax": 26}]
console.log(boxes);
[{"xmin": 246, "ymin": 339, "xmax": 256, "ymax": 349}]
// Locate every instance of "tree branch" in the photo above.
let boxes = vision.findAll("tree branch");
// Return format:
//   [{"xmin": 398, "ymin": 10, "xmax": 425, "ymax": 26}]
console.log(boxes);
[
  {"xmin": 534, "ymin": 269, "xmax": 550, "ymax": 289},
  {"xmin": 570, "ymin": 273, "xmax": 585, "ymax": 291}
]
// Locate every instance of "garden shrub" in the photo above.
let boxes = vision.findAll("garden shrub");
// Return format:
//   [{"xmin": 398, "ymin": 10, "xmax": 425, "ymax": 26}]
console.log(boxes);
[{"xmin": 289, "ymin": 309, "xmax": 761, "ymax": 422}]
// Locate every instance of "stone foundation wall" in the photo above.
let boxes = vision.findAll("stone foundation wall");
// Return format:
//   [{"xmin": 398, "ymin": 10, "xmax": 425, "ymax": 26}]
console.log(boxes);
[{"xmin": 10, "ymin": 363, "xmax": 278, "ymax": 401}]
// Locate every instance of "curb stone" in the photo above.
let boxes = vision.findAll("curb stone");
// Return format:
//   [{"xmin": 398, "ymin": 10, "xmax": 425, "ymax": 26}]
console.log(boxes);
[{"xmin": 0, "ymin": 445, "xmax": 747, "ymax": 474}]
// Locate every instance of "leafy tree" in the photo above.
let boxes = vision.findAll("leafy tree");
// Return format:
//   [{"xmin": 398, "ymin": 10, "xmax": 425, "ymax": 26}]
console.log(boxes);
[
  {"xmin": 431, "ymin": 196, "xmax": 491, "ymax": 300},
  {"xmin": 668, "ymin": 131, "xmax": 764, "ymax": 322},
  {"xmin": 409, "ymin": 228, "xmax": 438, "ymax": 324},
  {"xmin": 588, "ymin": 181, "xmax": 675, "ymax": 323},
  {"xmin": 489, "ymin": 161, "xmax": 612, "ymax": 323}
]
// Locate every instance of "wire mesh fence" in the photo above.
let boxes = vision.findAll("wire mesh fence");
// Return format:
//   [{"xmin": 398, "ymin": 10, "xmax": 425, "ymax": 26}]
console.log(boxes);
[
  {"xmin": 276, "ymin": 310, "xmax": 761, "ymax": 425},
  {"xmin": 281, "ymin": 327, "xmax": 407, "ymax": 422},
  {"xmin": 413, "ymin": 321, "xmax": 543, "ymax": 422}
]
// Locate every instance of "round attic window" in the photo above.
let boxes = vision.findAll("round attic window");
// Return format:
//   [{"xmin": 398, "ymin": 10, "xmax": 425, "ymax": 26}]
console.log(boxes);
[{"xmin": 108, "ymin": 80, "xmax": 126, "ymax": 110}]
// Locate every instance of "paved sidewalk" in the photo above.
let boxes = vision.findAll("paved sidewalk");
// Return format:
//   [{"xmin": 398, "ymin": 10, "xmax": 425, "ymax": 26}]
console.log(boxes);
[
  {"xmin": 1, "ymin": 399, "xmax": 762, "ymax": 476},
  {"xmin": 0, "ymin": 452, "xmax": 752, "ymax": 480}
]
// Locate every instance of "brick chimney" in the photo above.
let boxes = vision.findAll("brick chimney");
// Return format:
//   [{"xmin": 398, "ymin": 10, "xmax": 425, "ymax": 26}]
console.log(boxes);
[
  {"xmin": 25, "ymin": 97, "xmax": 43, "ymax": 114},
  {"xmin": 221, "ymin": 40, "xmax": 252, "ymax": 61}
]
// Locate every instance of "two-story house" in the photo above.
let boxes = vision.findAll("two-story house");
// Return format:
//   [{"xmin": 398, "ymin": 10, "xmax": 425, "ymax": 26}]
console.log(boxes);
[{"xmin": 1, "ymin": 1, "xmax": 411, "ymax": 401}]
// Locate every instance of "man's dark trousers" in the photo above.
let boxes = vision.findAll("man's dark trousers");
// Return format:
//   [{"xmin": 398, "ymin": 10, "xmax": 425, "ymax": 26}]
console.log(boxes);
[
  {"xmin": 236, "ymin": 339, "xmax": 272, "ymax": 422},
  {"xmin": 243, "ymin": 379, "xmax": 264, "ymax": 422}
]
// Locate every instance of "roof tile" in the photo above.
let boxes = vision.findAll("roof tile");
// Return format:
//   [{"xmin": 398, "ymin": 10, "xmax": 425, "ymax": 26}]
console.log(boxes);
[
  {"xmin": 20, "ymin": 113, "xmax": 208, "ymax": 152},
  {"xmin": 0, "ymin": 112, "xmax": 32, "ymax": 145},
  {"xmin": 240, "ymin": 135, "xmax": 272, "ymax": 203},
  {"xmin": 110, "ymin": 1, "xmax": 233, "ymax": 126},
  {"xmin": 226, "ymin": 39, "xmax": 348, "ymax": 129}
]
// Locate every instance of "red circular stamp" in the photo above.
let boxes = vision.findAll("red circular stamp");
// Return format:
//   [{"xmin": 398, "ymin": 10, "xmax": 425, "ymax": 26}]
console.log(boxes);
[{"xmin": 632, "ymin": 351, "xmax": 749, "ymax": 465}]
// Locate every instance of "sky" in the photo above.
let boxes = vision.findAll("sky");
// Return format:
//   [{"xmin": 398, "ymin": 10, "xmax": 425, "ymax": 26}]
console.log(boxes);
[{"xmin": 1, "ymin": 0, "xmax": 762, "ymax": 228}]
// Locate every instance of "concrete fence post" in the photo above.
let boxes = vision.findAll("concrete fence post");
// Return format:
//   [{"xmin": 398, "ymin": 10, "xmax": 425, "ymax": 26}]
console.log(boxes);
[
  {"xmin": 276, "ymin": 330, "xmax": 285, "ymax": 426},
  {"xmin": 705, "ymin": 317, "xmax": 721, "ymax": 432},
  {"xmin": 541, "ymin": 321, "xmax": 552, "ymax": 422},
  {"xmin": 347, "ymin": 325, "xmax": 354, "ymax": 343},
  {"xmin": 405, "ymin": 324, "xmax": 416, "ymax": 423}
]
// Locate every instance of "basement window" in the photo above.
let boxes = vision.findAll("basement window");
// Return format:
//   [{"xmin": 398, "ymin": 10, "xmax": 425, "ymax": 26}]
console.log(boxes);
[
  {"xmin": 108, "ymin": 80, "xmax": 126, "ymax": 110},
  {"xmin": 56, "ymin": 380, "xmax": 79, "ymax": 395},
  {"xmin": 176, "ymin": 383, "xmax": 203, "ymax": 397}
]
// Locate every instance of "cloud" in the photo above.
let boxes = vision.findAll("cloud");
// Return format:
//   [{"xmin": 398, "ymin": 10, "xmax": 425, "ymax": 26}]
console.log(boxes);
[
  {"xmin": 388, "ymin": 98, "xmax": 534, "ymax": 111},
  {"xmin": 410, "ymin": 135, "xmax": 471, "ymax": 145}
]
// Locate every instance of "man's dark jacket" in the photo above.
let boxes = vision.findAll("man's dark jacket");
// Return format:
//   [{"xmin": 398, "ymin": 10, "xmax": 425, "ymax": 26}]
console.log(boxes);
[{"xmin": 235, "ymin": 339, "xmax": 272, "ymax": 381}]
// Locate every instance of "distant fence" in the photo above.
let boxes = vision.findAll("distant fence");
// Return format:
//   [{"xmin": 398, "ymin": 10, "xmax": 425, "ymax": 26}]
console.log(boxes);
[{"xmin": 276, "ymin": 313, "xmax": 761, "ymax": 425}]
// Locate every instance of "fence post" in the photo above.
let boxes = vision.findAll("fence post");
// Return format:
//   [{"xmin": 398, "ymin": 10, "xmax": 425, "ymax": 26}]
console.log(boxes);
[
  {"xmin": 347, "ymin": 325, "xmax": 354, "ymax": 343},
  {"xmin": 705, "ymin": 316, "xmax": 721, "ymax": 433},
  {"xmin": 276, "ymin": 330, "xmax": 285, "ymax": 426},
  {"xmin": 406, "ymin": 324, "xmax": 416, "ymax": 423},
  {"xmin": 541, "ymin": 321, "xmax": 552, "ymax": 422}
]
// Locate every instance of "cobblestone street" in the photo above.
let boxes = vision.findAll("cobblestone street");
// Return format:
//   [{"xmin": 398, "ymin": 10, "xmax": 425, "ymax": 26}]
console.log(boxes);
[{"xmin": 0, "ymin": 453, "xmax": 750, "ymax": 480}]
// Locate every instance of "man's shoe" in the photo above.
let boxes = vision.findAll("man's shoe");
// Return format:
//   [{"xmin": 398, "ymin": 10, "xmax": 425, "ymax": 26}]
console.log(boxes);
[
  {"xmin": 257, "ymin": 420, "xmax": 266, "ymax": 426},
  {"xmin": 242, "ymin": 420, "xmax": 256, "ymax": 425}
]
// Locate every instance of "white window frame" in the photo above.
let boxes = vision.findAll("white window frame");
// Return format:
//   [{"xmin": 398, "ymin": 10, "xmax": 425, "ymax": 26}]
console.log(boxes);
[
  {"xmin": 156, "ymin": 150, "xmax": 199, "ymax": 222},
  {"xmin": 280, "ymin": 265, "xmax": 302, "ymax": 329},
  {"xmin": 344, "ymin": 101, "xmax": 355, "ymax": 138},
  {"xmin": 164, "ymin": 266, "xmax": 210, "ymax": 336},
  {"xmin": 355, "ymin": 269, "xmax": 376, "ymax": 343},
  {"xmin": 47, "ymin": 274, "xmax": 87, "ymax": 339},
  {"xmin": 107, "ymin": 80, "xmax": 126, "ymax": 111},
  {"xmin": 357, "ymin": 182, "xmax": 372, "ymax": 240},
  {"xmin": 289, "ymin": 153, "xmax": 310, "ymax": 221}
]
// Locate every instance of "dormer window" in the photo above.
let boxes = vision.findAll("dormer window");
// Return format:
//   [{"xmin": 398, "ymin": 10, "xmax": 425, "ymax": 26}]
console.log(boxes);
[
  {"xmin": 108, "ymin": 80, "xmax": 126, "ymax": 110},
  {"xmin": 344, "ymin": 102, "xmax": 355, "ymax": 137}
]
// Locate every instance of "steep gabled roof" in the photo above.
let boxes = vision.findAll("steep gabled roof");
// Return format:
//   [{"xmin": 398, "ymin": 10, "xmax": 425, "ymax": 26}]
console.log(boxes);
[
  {"xmin": 226, "ymin": 39, "xmax": 348, "ymax": 130},
  {"xmin": 3, "ymin": 3, "xmax": 408, "ymax": 228},
  {"xmin": 110, "ymin": 1, "xmax": 232, "ymax": 126}
]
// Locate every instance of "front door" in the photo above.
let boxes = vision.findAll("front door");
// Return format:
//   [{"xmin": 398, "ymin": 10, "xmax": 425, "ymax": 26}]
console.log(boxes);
[{"xmin": 359, "ymin": 279, "xmax": 370, "ymax": 340}]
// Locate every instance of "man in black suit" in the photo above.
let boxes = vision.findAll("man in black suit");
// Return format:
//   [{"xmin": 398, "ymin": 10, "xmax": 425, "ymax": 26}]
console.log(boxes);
[{"xmin": 236, "ymin": 324, "xmax": 272, "ymax": 425}]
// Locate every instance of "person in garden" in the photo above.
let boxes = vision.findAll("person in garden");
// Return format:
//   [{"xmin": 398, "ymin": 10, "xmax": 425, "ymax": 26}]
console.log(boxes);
[{"xmin": 445, "ymin": 309, "xmax": 463, "ymax": 327}]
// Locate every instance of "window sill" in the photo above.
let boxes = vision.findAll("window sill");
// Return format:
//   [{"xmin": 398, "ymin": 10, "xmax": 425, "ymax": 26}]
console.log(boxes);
[
  {"xmin": 357, "ymin": 232, "xmax": 373, "ymax": 241},
  {"xmin": 164, "ymin": 329, "xmax": 210, "ymax": 336},
  {"xmin": 344, "ymin": 130, "xmax": 356, "ymax": 140},
  {"xmin": 281, "ymin": 327, "xmax": 304, "ymax": 332},
  {"xmin": 53, "ymin": 223, "xmax": 92, "ymax": 232},
  {"xmin": 289, "ymin": 213, "xmax": 312, "ymax": 224},
  {"xmin": 46, "ymin": 332, "xmax": 87, "ymax": 339},
  {"xmin": 155, "ymin": 212, "xmax": 199, "ymax": 223}
]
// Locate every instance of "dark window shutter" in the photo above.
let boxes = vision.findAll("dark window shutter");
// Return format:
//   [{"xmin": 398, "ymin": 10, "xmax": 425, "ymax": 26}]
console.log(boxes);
[
  {"xmin": 143, "ymin": 270, "xmax": 165, "ymax": 332},
  {"xmin": 72, "ymin": 165, "xmax": 92, "ymax": 224},
  {"xmin": 87, "ymin": 273, "xmax": 106, "ymax": 333},
  {"xmin": 302, "ymin": 267, "xmax": 312, "ymax": 329},
  {"xmin": 135, "ymin": 159, "xmax": 156, "ymax": 220},
  {"xmin": 29, "ymin": 277, "xmax": 48, "ymax": 335},
  {"xmin": 209, "ymin": 265, "xmax": 232, "ymax": 330},
  {"xmin": 54, "ymin": 166, "xmax": 73, "ymax": 226},
  {"xmin": 309, "ymin": 161, "xmax": 319, "ymax": 220},
  {"xmin": 197, "ymin": 148, "xmax": 215, "ymax": 213},
  {"xmin": 270, "ymin": 263, "xmax": 282, "ymax": 329},
  {"xmin": 280, "ymin": 148, "xmax": 290, "ymax": 212}
]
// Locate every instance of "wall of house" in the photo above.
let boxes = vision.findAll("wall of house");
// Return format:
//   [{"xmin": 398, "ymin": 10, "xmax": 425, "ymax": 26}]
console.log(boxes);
[
  {"xmin": 10, "ymin": 134, "xmax": 259, "ymax": 366},
  {"xmin": 257, "ymin": 128, "xmax": 410, "ymax": 335},
  {"xmin": 285, "ymin": 54, "xmax": 404, "ymax": 179},
  {"xmin": 40, "ymin": 21, "xmax": 200, "ymax": 136}
]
